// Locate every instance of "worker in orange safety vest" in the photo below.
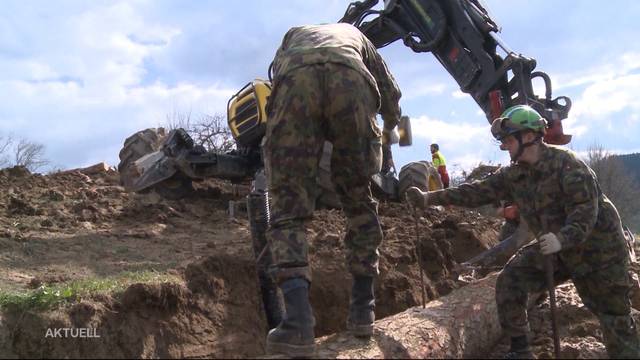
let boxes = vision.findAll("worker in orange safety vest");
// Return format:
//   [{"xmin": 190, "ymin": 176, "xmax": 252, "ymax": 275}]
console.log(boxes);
[{"xmin": 430, "ymin": 143, "xmax": 449, "ymax": 188}]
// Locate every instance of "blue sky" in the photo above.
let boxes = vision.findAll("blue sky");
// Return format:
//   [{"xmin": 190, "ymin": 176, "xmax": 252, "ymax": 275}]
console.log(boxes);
[{"xmin": 1, "ymin": 0, "xmax": 640, "ymax": 174}]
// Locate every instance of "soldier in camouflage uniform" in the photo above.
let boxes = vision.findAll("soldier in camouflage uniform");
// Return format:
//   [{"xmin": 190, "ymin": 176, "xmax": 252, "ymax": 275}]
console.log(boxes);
[
  {"xmin": 406, "ymin": 105, "xmax": 639, "ymax": 359},
  {"xmin": 263, "ymin": 23, "xmax": 402, "ymax": 357}
]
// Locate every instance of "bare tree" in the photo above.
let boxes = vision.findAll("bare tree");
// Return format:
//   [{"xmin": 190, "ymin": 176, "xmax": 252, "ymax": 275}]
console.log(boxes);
[
  {"xmin": 165, "ymin": 108, "xmax": 193, "ymax": 131},
  {"xmin": 586, "ymin": 143, "xmax": 640, "ymax": 225},
  {"xmin": 0, "ymin": 134, "xmax": 12, "ymax": 168},
  {"xmin": 13, "ymin": 138, "xmax": 50, "ymax": 172},
  {"xmin": 448, "ymin": 163, "xmax": 469, "ymax": 188},
  {"xmin": 164, "ymin": 110, "xmax": 235, "ymax": 153},
  {"xmin": 188, "ymin": 114, "xmax": 235, "ymax": 153}
]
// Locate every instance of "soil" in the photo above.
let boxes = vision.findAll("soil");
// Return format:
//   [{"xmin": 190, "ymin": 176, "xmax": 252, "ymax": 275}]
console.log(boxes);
[{"xmin": 0, "ymin": 164, "xmax": 636, "ymax": 358}]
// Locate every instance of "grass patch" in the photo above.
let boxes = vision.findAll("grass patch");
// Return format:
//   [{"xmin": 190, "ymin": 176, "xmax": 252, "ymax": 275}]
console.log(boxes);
[{"xmin": 0, "ymin": 270, "xmax": 181, "ymax": 312}]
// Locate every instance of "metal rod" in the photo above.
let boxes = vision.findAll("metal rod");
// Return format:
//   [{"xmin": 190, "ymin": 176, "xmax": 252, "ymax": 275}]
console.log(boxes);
[
  {"xmin": 545, "ymin": 255, "xmax": 561, "ymax": 358},
  {"xmin": 489, "ymin": 31, "xmax": 515, "ymax": 55},
  {"xmin": 540, "ymin": 217, "xmax": 561, "ymax": 358},
  {"xmin": 414, "ymin": 210, "xmax": 426, "ymax": 308}
]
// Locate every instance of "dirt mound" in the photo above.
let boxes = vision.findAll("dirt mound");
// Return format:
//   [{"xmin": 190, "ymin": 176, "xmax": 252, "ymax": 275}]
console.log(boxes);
[{"xmin": 0, "ymin": 165, "xmax": 503, "ymax": 357}]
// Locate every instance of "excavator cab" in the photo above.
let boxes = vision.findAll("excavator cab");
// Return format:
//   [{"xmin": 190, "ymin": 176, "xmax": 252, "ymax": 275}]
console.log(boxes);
[{"xmin": 227, "ymin": 79, "xmax": 272, "ymax": 148}]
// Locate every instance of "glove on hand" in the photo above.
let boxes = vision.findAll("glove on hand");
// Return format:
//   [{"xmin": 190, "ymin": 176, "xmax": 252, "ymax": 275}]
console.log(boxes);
[
  {"xmin": 382, "ymin": 127, "xmax": 399, "ymax": 145},
  {"xmin": 405, "ymin": 187, "xmax": 428, "ymax": 209},
  {"xmin": 539, "ymin": 232, "xmax": 562, "ymax": 255}
]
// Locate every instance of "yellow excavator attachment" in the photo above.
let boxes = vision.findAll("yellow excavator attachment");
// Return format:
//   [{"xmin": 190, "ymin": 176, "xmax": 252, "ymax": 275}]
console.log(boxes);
[{"xmin": 227, "ymin": 79, "xmax": 272, "ymax": 147}]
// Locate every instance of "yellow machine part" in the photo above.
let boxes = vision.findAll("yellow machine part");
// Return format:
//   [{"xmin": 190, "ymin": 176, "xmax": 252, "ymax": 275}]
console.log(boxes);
[
  {"xmin": 227, "ymin": 79, "xmax": 271, "ymax": 147},
  {"xmin": 428, "ymin": 175, "xmax": 442, "ymax": 191},
  {"xmin": 426, "ymin": 163, "xmax": 444, "ymax": 191}
]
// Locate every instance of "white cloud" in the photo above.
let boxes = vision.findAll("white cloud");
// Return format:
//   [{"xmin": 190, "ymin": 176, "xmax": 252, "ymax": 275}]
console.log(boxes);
[
  {"xmin": 553, "ymin": 52, "xmax": 640, "ymax": 90},
  {"xmin": 401, "ymin": 82, "xmax": 447, "ymax": 100},
  {"xmin": 447, "ymin": 153, "xmax": 494, "ymax": 176},
  {"xmin": 0, "ymin": 2, "xmax": 182, "ymax": 101},
  {"xmin": 561, "ymin": 72, "xmax": 640, "ymax": 143},
  {"xmin": 397, "ymin": 114, "xmax": 507, "ymax": 174},
  {"xmin": 550, "ymin": 53, "xmax": 640, "ymax": 143},
  {"xmin": 572, "ymin": 74, "xmax": 640, "ymax": 118},
  {"xmin": 411, "ymin": 114, "xmax": 491, "ymax": 143},
  {"xmin": 451, "ymin": 90, "xmax": 466, "ymax": 99},
  {"xmin": 0, "ymin": 2, "xmax": 233, "ymax": 168},
  {"xmin": 0, "ymin": 78, "xmax": 234, "ymax": 132},
  {"xmin": 562, "ymin": 120, "xmax": 589, "ymax": 139}
]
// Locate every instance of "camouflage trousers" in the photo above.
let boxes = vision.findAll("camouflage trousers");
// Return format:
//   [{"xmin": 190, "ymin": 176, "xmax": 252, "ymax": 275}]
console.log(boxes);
[
  {"xmin": 496, "ymin": 245, "xmax": 640, "ymax": 358},
  {"xmin": 264, "ymin": 63, "xmax": 383, "ymax": 284}
]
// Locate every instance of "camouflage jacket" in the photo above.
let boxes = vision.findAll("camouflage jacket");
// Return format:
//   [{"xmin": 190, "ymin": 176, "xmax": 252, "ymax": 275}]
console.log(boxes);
[
  {"xmin": 430, "ymin": 144, "xmax": 629, "ymax": 276},
  {"xmin": 271, "ymin": 23, "xmax": 402, "ymax": 129}
]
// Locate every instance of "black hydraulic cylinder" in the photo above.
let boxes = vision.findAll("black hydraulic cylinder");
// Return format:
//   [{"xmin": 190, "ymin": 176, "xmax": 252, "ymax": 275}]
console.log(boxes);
[{"xmin": 247, "ymin": 191, "xmax": 284, "ymax": 330}]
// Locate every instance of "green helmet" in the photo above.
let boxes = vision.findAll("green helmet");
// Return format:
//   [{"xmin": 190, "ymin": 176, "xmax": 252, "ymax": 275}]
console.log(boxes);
[{"xmin": 491, "ymin": 105, "xmax": 547, "ymax": 140}]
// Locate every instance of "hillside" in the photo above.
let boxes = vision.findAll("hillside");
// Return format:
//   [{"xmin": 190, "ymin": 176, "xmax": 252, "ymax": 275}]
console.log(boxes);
[{"xmin": 617, "ymin": 152, "xmax": 640, "ymax": 183}]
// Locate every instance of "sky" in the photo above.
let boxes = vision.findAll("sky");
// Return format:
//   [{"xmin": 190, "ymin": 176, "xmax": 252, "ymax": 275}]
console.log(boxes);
[{"xmin": 1, "ymin": 0, "xmax": 640, "ymax": 175}]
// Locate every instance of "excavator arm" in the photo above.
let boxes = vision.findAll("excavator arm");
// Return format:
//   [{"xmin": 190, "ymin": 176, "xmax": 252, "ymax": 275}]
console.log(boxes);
[{"xmin": 340, "ymin": 0, "xmax": 572, "ymax": 144}]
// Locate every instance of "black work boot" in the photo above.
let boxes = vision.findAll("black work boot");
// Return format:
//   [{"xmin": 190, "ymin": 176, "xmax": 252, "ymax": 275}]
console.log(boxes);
[
  {"xmin": 503, "ymin": 336, "xmax": 535, "ymax": 359},
  {"xmin": 346, "ymin": 275, "xmax": 375, "ymax": 337},
  {"xmin": 266, "ymin": 278, "xmax": 316, "ymax": 358}
]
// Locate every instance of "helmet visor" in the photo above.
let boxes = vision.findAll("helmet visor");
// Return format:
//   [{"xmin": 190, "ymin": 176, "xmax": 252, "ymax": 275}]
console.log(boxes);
[{"xmin": 491, "ymin": 117, "xmax": 528, "ymax": 140}]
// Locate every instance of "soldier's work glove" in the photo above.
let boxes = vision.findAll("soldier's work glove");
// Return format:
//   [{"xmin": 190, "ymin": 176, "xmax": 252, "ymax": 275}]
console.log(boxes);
[
  {"xmin": 539, "ymin": 232, "xmax": 562, "ymax": 255},
  {"xmin": 382, "ymin": 127, "xmax": 399, "ymax": 145},
  {"xmin": 405, "ymin": 187, "xmax": 429, "ymax": 209}
]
